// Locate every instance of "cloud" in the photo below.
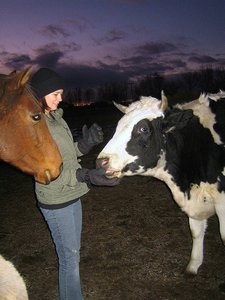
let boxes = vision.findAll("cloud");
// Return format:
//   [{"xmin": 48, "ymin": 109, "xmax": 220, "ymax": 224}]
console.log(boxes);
[
  {"xmin": 35, "ymin": 42, "xmax": 81, "ymax": 54},
  {"xmin": 34, "ymin": 47, "xmax": 64, "ymax": 69},
  {"xmin": 135, "ymin": 42, "xmax": 177, "ymax": 56},
  {"xmin": 121, "ymin": 55, "xmax": 152, "ymax": 66},
  {"xmin": 38, "ymin": 24, "xmax": 70, "ymax": 38},
  {"xmin": 94, "ymin": 29, "xmax": 127, "ymax": 45},
  {"xmin": 188, "ymin": 55, "xmax": 218, "ymax": 64},
  {"xmin": 27, "ymin": 38, "xmax": 186, "ymax": 88},
  {"xmin": 65, "ymin": 18, "xmax": 93, "ymax": 33},
  {"xmin": 168, "ymin": 59, "xmax": 187, "ymax": 68},
  {"xmin": 59, "ymin": 64, "xmax": 130, "ymax": 88},
  {"xmin": 1, "ymin": 34, "xmax": 221, "ymax": 89},
  {"xmin": 1, "ymin": 53, "xmax": 32, "ymax": 70},
  {"xmin": 32, "ymin": 42, "xmax": 81, "ymax": 68}
]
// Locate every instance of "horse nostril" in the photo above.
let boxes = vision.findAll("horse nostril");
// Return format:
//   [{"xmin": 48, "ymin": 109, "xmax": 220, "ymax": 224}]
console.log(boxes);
[{"xmin": 45, "ymin": 170, "xmax": 51, "ymax": 184}]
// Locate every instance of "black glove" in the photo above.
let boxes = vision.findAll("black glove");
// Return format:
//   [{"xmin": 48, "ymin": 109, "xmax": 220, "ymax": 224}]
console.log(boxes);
[
  {"xmin": 76, "ymin": 168, "xmax": 120, "ymax": 187},
  {"xmin": 78, "ymin": 123, "xmax": 104, "ymax": 154}
]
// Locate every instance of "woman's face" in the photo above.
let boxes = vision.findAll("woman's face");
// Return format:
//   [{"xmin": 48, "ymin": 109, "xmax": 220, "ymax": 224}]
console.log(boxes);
[{"xmin": 45, "ymin": 89, "xmax": 63, "ymax": 111}]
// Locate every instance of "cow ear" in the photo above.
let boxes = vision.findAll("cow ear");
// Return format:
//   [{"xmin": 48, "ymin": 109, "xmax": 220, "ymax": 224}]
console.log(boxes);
[
  {"xmin": 159, "ymin": 90, "xmax": 168, "ymax": 111},
  {"xmin": 113, "ymin": 101, "xmax": 127, "ymax": 113},
  {"xmin": 163, "ymin": 109, "xmax": 193, "ymax": 133}
]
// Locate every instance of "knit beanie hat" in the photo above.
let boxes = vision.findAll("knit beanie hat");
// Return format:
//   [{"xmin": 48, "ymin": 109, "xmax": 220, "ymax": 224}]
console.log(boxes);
[{"xmin": 30, "ymin": 68, "xmax": 64, "ymax": 98}]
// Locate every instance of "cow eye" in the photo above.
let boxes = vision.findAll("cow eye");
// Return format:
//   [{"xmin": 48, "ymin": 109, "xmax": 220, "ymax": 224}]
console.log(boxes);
[
  {"xmin": 31, "ymin": 113, "xmax": 42, "ymax": 121},
  {"xmin": 139, "ymin": 125, "xmax": 149, "ymax": 134}
]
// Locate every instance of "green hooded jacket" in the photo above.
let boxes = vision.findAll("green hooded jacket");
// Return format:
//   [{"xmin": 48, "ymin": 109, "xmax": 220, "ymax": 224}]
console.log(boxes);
[{"xmin": 35, "ymin": 108, "xmax": 89, "ymax": 207}]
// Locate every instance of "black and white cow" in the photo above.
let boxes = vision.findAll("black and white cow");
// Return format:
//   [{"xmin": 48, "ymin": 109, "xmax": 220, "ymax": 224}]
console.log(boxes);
[
  {"xmin": 0, "ymin": 254, "xmax": 28, "ymax": 299},
  {"xmin": 97, "ymin": 91, "xmax": 225, "ymax": 275}
]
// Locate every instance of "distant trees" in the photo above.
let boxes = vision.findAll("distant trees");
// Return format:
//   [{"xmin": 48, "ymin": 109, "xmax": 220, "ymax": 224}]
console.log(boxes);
[
  {"xmin": 181, "ymin": 67, "xmax": 224, "ymax": 94},
  {"xmin": 165, "ymin": 67, "xmax": 225, "ymax": 105},
  {"xmin": 97, "ymin": 82, "xmax": 129, "ymax": 102},
  {"xmin": 63, "ymin": 67, "xmax": 225, "ymax": 106},
  {"xmin": 135, "ymin": 73, "xmax": 164, "ymax": 99}
]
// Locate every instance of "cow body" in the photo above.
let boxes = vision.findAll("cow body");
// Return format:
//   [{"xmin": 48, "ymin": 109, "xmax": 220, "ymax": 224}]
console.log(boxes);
[
  {"xmin": 0, "ymin": 255, "xmax": 28, "ymax": 299},
  {"xmin": 97, "ymin": 91, "xmax": 225, "ymax": 274}
]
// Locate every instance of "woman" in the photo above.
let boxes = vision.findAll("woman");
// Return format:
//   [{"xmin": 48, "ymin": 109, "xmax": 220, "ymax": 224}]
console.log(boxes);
[{"xmin": 30, "ymin": 67, "xmax": 119, "ymax": 300}]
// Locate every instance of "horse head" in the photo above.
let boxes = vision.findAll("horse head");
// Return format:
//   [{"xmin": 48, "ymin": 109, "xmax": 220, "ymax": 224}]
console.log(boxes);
[{"xmin": 0, "ymin": 68, "xmax": 62, "ymax": 184}]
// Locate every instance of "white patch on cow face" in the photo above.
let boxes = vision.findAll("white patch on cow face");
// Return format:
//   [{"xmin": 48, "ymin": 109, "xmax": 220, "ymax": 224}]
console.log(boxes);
[{"xmin": 98, "ymin": 96, "xmax": 164, "ymax": 176}]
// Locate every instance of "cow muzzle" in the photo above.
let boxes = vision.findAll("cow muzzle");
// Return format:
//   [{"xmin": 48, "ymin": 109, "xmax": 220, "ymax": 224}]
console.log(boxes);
[{"xmin": 96, "ymin": 157, "xmax": 121, "ymax": 178}]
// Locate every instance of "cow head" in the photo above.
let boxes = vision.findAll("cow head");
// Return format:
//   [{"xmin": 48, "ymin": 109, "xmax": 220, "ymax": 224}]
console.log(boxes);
[{"xmin": 97, "ymin": 92, "xmax": 168, "ymax": 178}]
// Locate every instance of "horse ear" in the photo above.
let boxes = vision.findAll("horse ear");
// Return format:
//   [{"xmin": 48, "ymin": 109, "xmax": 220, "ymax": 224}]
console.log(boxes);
[
  {"xmin": 5, "ymin": 68, "xmax": 32, "ymax": 92},
  {"xmin": 9, "ymin": 70, "xmax": 17, "ymax": 76},
  {"xmin": 18, "ymin": 68, "xmax": 32, "ymax": 87}
]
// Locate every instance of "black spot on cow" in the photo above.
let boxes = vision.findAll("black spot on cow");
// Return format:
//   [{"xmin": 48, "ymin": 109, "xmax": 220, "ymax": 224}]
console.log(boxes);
[
  {"xmin": 163, "ymin": 108, "xmax": 225, "ymax": 196},
  {"xmin": 124, "ymin": 108, "xmax": 225, "ymax": 197},
  {"xmin": 209, "ymin": 97, "xmax": 225, "ymax": 144},
  {"xmin": 125, "ymin": 118, "xmax": 164, "ymax": 173}
]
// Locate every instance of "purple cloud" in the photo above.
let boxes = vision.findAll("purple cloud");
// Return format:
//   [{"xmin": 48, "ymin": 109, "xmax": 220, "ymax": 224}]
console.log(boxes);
[
  {"xmin": 2, "ymin": 53, "xmax": 32, "ymax": 70},
  {"xmin": 94, "ymin": 29, "xmax": 127, "ymax": 45},
  {"xmin": 38, "ymin": 24, "xmax": 70, "ymax": 38},
  {"xmin": 136, "ymin": 42, "xmax": 177, "ymax": 56},
  {"xmin": 188, "ymin": 55, "xmax": 217, "ymax": 64}
]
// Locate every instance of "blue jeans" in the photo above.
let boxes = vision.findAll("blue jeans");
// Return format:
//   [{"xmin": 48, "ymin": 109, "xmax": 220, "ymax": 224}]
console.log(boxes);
[{"xmin": 40, "ymin": 200, "xmax": 83, "ymax": 300}]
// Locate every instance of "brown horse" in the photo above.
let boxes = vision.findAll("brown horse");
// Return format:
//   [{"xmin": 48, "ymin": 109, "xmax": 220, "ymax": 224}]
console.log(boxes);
[{"xmin": 0, "ymin": 68, "xmax": 62, "ymax": 184}]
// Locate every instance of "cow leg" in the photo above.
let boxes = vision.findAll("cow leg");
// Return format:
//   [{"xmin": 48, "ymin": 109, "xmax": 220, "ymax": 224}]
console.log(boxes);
[
  {"xmin": 186, "ymin": 217, "xmax": 207, "ymax": 275},
  {"xmin": 215, "ymin": 203, "xmax": 225, "ymax": 244}
]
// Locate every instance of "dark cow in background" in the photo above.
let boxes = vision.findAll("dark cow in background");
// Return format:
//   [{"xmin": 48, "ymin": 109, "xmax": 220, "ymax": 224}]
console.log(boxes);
[{"xmin": 97, "ymin": 91, "xmax": 225, "ymax": 275}]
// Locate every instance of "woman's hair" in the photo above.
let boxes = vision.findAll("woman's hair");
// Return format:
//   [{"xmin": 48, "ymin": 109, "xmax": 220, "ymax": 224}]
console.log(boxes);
[{"xmin": 38, "ymin": 97, "xmax": 50, "ymax": 112}]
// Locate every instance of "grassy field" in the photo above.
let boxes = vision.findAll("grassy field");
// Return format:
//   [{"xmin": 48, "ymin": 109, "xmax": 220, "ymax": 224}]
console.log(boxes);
[{"xmin": 1, "ymin": 105, "xmax": 225, "ymax": 300}]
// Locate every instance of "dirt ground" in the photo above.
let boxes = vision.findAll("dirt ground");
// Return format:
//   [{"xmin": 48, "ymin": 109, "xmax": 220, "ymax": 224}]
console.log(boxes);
[{"xmin": 1, "ymin": 107, "xmax": 225, "ymax": 300}]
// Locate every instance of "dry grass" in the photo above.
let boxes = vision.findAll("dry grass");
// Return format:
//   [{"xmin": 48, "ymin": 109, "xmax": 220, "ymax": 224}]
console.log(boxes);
[{"xmin": 0, "ymin": 106, "xmax": 225, "ymax": 299}]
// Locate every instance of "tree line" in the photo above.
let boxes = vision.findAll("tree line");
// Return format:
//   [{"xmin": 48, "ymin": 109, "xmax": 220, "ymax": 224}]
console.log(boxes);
[{"xmin": 64, "ymin": 67, "xmax": 225, "ymax": 106}]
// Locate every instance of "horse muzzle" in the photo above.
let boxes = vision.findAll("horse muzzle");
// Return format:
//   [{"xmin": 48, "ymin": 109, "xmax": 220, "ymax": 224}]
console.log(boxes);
[{"xmin": 35, "ymin": 163, "xmax": 63, "ymax": 184}]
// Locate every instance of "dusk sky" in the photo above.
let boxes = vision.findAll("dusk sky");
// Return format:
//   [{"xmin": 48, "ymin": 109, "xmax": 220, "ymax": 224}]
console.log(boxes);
[{"xmin": 1, "ymin": 0, "xmax": 224, "ymax": 88}]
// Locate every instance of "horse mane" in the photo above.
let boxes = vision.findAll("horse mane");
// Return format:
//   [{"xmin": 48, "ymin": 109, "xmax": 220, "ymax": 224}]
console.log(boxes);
[
  {"xmin": 0, "ymin": 82, "xmax": 36, "ymax": 119},
  {"xmin": 0, "ymin": 69, "xmax": 41, "ymax": 119}
]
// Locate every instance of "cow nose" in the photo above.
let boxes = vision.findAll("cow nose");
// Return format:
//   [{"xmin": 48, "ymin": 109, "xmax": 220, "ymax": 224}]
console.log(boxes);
[{"xmin": 96, "ymin": 157, "xmax": 109, "ymax": 169}]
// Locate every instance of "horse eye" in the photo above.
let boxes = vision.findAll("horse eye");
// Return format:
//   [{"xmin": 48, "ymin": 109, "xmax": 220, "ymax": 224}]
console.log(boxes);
[{"xmin": 32, "ymin": 113, "xmax": 41, "ymax": 121}]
